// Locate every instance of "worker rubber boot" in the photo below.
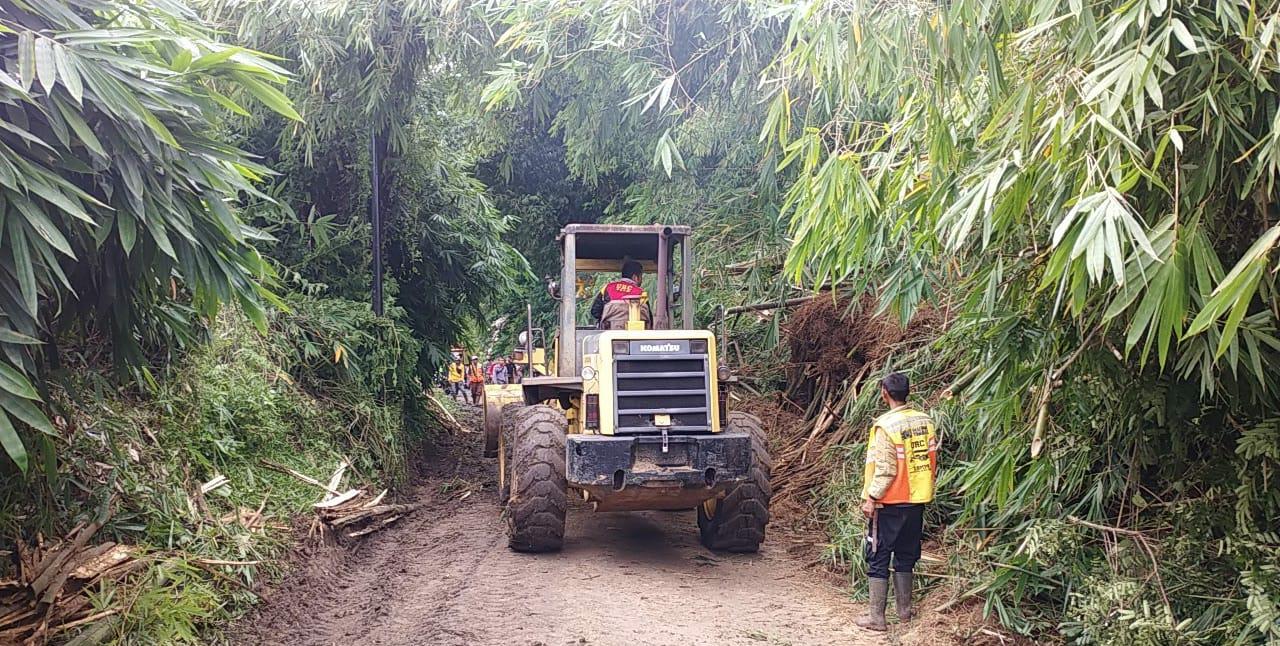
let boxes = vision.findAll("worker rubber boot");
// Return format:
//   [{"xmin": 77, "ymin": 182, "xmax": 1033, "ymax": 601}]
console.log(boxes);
[
  {"xmin": 894, "ymin": 571, "xmax": 913, "ymax": 622},
  {"xmin": 855, "ymin": 577, "xmax": 889, "ymax": 631}
]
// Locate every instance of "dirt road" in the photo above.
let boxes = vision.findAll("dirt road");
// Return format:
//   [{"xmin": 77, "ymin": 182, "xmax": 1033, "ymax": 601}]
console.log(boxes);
[{"xmin": 235, "ymin": 418, "xmax": 882, "ymax": 646}]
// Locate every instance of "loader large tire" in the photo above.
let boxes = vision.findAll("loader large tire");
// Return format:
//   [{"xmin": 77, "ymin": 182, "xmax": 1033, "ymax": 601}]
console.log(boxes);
[
  {"xmin": 698, "ymin": 412, "xmax": 772, "ymax": 552},
  {"xmin": 497, "ymin": 402, "xmax": 529, "ymax": 502},
  {"xmin": 506, "ymin": 405, "xmax": 567, "ymax": 552},
  {"xmin": 482, "ymin": 391, "xmax": 503, "ymax": 457}
]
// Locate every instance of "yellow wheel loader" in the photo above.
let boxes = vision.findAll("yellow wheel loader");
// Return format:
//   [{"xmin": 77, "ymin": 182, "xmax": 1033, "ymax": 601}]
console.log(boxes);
[{"xmin": 487, "ymin": 224, "xmax": 771, "ymax": 553}]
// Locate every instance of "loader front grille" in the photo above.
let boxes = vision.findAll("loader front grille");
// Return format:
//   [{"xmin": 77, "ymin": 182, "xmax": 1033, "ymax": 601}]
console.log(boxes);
[{"xmin": 613, "ymin": 340, "xmax": 711, "ymax": 434}]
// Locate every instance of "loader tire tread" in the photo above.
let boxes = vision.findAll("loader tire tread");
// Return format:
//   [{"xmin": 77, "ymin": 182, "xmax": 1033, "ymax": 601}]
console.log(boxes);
[
  {"xmin": 698, "ymin": 412, "xmax": 772, "ymax": 553},
  {"xmin": 506, "ymin": 405, "xmax": 567, "ymax": 552}
]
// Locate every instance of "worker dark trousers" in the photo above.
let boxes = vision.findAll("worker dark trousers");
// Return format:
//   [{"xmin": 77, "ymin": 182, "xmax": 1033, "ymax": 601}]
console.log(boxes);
[{"xmin": 865, "ymin": 503, "xmax": 924, "ymax": 579}]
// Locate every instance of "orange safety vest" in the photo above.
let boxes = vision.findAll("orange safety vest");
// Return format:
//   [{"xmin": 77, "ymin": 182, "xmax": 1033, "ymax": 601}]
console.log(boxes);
[
  {"xmin": 468, "ymin": 364, "xmax": 485, "ymax": 382},
  {"xmin": 861, "ymin": 406, "xmax": 938, "ymax": 504}
]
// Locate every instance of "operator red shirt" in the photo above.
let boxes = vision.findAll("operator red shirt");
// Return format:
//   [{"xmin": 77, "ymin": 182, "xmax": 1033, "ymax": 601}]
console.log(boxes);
[{"xmin": 590, "ymin": 277, "xmax": 646, "ymax": 321}]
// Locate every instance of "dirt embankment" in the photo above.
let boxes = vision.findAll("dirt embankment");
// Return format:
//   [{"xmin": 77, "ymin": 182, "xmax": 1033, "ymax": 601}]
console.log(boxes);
[{"xmin": 231, "ymin": 412, "xmax": 917, "ymax": 646}]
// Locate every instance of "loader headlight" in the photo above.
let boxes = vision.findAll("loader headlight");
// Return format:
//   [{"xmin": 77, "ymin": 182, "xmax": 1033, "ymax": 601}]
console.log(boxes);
[
  {"xmin": 690, "ymin": 339, "xmax": 707, "ymax": 354},
  {"xmin": 581, "ymin": 366, "xmax": 597, "ymax": 381},
  {"xmin": 612, "ymin": 340, "xmax": 629, "ymax": 355},
  {"xmin": 717, "ymin": 364, "xmax": 732, "ymax": 381}
]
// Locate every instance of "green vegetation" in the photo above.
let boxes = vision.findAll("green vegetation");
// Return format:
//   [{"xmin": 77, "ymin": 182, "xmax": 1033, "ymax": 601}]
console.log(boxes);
[
  {"xmin": 0, "ymin": 0, "xmax": 302, "ymax": 471},
  {"xmin": 3, "ymin": 0, "xmax": 1280, "ymax": 643},
  {"xmin": 0, "ymin": 0, "xmax": 503, "ymax": 641},
  {"xmin": 3, "ymin": 298, "xmax": 423, "ymax": 641},
  {"xmin": 201, "ymin": 0, "xmax": 525, "ymax": 368}
]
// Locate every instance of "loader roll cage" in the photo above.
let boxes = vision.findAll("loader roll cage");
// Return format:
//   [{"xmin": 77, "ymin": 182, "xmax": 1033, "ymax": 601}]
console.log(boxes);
[{"xmin": 556, "ymin": 224, "xmax": 695, "ymax": 377}]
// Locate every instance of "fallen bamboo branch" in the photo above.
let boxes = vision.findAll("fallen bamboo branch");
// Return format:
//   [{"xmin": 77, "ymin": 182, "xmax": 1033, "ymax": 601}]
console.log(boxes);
[
  {"xmin": 324, "ymin": 503, "xmax": 419, "ymax": 529},
  {"xmin": 259, "ymin": 460, "xmax": 341, "ymax": 496},
  {"xmin": 424, "ymin": 392, "xmax": 465, "ymax": 435},
  {"xmin": 362, "ymin": 489, "xmax": 388, "ymax": 508},
  {"xmin": 346, "ymin": 515, "xmax": 404, "ymax": 538},
  {"xmin": 725, "ymin": 295, "xmax": 819, "ymax": 315},
  {"xmin": 200, "ymin": 475, "xmax": 229, "ymax": 495},
  {"xmin": 323, "ymin": 460, "xmax": 349, "ymax": 501},
  {"xmin": 315, "ymin": 489, "xmax": 363, "ymax": 509}
]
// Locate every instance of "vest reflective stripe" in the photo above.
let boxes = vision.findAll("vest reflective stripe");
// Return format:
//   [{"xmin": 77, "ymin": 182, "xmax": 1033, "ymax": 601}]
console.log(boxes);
[{"xmin": 863, "ymin": 407, "xmax": 937, "ymax": 504}]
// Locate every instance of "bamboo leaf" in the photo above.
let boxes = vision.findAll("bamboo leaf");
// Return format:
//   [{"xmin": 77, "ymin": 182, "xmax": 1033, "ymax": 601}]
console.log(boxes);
[
  {"xmin": 8, "ymin": 223, "xmax": 38, "ymax": 316},
  {"xmin": 0, "ymin": 362, "xmax": 40, "ymax": 400},
  {"xmin": 34, "ymin": 37, "xmax": 57, "ymax": 94},
  {"xmin": 0, "ymin": 329, "xmax": 42, "ymax": 345},
  {"xmin": 53, "ymin": 42, "xmax": 82, "ymax": 103},
  {"xmin": 232, "ymin": 72, "xmax": 302, "ymax": 121},
  {"xmin": 17, "ymin": 31, "xmax": 35, "ymax": 91},
  {"xmin": 0, "ymin": 390, "xmax": 54, "ymax": 435},
  {"xmin": 0, "ymin": 411, "xmax": 27, "ymax": 473}
]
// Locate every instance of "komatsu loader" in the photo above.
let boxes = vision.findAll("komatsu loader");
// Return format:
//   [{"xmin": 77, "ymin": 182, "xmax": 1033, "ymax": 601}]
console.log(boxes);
[{"xmin": 486, "ymin": 224, "xmax": 771, "ymax": 553}]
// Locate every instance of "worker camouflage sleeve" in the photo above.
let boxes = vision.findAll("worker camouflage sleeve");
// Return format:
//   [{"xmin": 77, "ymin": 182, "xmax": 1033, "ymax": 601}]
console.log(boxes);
[
  {"xmin": 590, "ymin": 288, "xmax": 607, "ymax": 321},
  {"xmin": 865, "ymin": 426, "xmax": 898, "ymax": 500}
]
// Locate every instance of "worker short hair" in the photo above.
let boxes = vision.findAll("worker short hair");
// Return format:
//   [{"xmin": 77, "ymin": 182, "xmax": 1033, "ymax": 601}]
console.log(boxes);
[
  {"xmin": 621, "ymin": 260, "xmax": 643, "ymax": 279},
  {"xmin": 881, "ymin": 372, "xmax": 909, "ymax": 402}
]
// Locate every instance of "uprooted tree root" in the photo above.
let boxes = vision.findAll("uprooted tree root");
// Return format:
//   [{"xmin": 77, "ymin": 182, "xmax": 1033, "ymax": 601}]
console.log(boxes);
[{"xmin": 765, "ymin": 295, "xmax": 947, "ymax": 532}]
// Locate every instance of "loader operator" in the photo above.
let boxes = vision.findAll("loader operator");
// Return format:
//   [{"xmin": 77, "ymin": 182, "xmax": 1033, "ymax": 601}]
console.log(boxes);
[
  {"xmin": 590, "ymin": 260, "xmax": 651, "ymax": 329},
  {"xmin": 856, "ymin": 372, "xmax": 938, "ymax": 632}
]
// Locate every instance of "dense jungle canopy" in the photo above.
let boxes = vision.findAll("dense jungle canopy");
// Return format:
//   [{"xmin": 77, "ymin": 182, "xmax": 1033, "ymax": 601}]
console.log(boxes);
[{"xmin": 1, "ymin": 0, "xmax": 1278, "ymax": 643}]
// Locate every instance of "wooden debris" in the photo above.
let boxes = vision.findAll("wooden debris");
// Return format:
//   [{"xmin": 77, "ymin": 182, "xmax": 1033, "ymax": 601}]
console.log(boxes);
[
  {"xmin": 322, "ymin": 460, "xmax": 348, "ymax": 501},
  {"xmin": 315, "ymin": 495, "xmax": 417, "ymax": 539},
  {"xmin": 361, "ymin": 489, "xmax": 388, "ymax": 508},
  {"xmin": 0, "ymin": 524, "xmax": 140, "ymax": 645},
  {"xmin": 424, "ymin": 392, "xmax": 466, "ymax": 435},
  {"xmin": 256, "ymin": 461, "xmax": 412, "ymax": 539},
  {"xmin": 346, "ymin": 515, "xmax": 403, "ymax": 538},
  {"xmin": 314, "ymin": 489, "xmax": 363, "ymax": 509},
  {"xmin": 200, "ymin": 474, "xmax": 229, "ymax": 495}
]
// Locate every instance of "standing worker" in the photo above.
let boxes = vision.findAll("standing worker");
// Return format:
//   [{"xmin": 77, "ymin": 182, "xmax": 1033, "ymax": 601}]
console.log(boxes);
[
  {"xmin": 467, "ymin": 355, "xmax": 486, "ymax": 405},
  {"xmin": 446, "ymin": 356, "xmax": 466, "ymax": 402},
  {"xmin": 857, "ymin": 372, "xmax": 938, "ymax": 631}
]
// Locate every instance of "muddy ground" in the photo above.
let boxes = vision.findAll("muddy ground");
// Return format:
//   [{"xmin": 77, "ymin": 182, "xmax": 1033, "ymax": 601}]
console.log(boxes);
[{"xmin": 232, "ymin": 409, "xmax": 905, "ymax": 646}]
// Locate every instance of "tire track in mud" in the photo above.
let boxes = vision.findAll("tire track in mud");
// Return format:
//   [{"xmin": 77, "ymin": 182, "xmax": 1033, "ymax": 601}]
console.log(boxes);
[{"xmin": 234, "ymin": 419, "xmax": 882, "ymax": 646}]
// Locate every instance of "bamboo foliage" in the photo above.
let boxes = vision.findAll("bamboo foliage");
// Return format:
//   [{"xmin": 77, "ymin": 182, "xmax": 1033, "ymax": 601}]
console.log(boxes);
[
  {"xmin": 767, "ymin": 0, "xmax": 1280, "ymax": 384},
  {"xmin": 0, "ymin": 0, "xmax": 299, "ymax": 471}
]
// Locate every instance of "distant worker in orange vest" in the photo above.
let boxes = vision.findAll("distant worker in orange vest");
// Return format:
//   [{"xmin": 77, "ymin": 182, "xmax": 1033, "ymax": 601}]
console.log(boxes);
[
  {"xmin": 856, "ymin": 372, "xmax": 938, "ymax": 631},
  {"xmin": 467, "ymin": 356, "xmax": 486, "ymax": 405},
  {"xmin": 590, "ymin": 260, "xmax": 650, "ymax": 329}
]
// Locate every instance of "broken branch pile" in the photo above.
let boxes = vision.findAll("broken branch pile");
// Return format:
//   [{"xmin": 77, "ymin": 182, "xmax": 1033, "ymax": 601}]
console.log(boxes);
[
  {"xmin": 0, "ymin": 522, "xmax": 140, "ymax": 645},
  {"xmin": 261, "ymin": 459, "xmax": 418, "ymax": 539}
]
